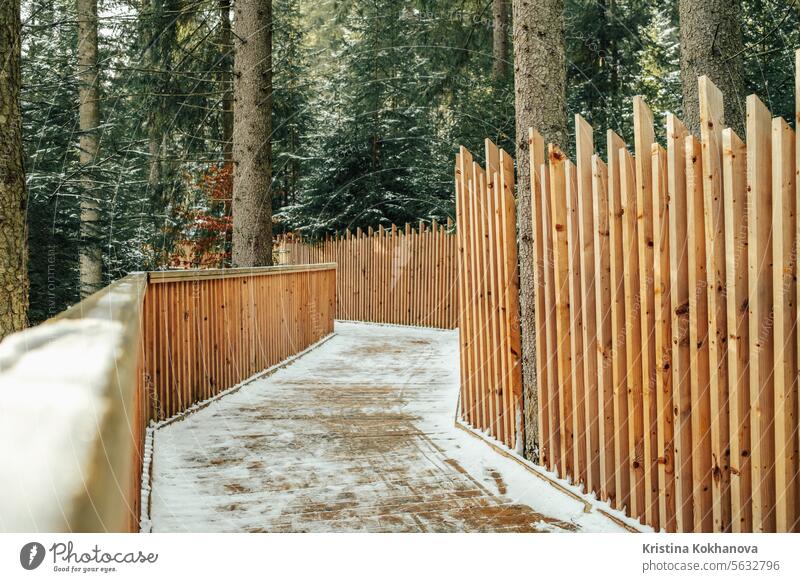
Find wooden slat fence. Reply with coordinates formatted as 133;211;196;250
277;225;458;329
453;140;524;451
523;58;800;532
0;264;335;532
142;264;336;421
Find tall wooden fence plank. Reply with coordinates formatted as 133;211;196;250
607;130;631;513
621;146;646;521
747;94;776;533
699;76;732;532
771;116;797;533
576;114;600;493
633;97;659;529
722;127;752;532
652;143;676;532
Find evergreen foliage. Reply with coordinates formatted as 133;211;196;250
18;0;800;318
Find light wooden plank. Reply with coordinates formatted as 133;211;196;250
796;48;800;533
529;129;551;467
540;158;561;473
486;140;508;443
699;76;732;532
652;143;676;532
566;158;587;487
771;116;797;533
500;148;524;450
747;94;776;532
389;224;397;325
722;127;751;532
468;167;485;429
666;113;693;531
471;164;490;432
576;114;599;493
686;134;713;532
607;130;630;512
620;146;645;521
549;144;575;478
456;150;476;425
593;152;615;504
478;168;502;440
633;96;659;529
377;225;385;324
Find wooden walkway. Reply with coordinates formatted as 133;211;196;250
146;322;628;533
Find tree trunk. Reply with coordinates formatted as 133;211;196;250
142;0;163;263
147;120;161;218
512;0;568;461
0;0;28;339
492;0;509;79
232;0;273;267
219;0;234;163
77;0;102;296
678;0;744;136
219;0;234;264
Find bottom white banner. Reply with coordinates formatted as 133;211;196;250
0;533;797;581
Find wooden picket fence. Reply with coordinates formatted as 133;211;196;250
524;56;800;533
142;264;336;421
277;224;458;329
454;141;524;451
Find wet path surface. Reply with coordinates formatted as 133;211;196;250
148;322;626;532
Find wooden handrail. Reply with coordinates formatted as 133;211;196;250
0;273;147;532
147;262;336;283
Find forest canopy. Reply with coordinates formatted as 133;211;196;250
12;0;800;323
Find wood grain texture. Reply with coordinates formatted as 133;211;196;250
142;265;336;421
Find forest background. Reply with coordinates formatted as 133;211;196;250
8;0;800;328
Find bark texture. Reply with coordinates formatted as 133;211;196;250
232;0;273;267
219;0;233;162
78;0;102;296
492;0;509;79
219;0;234;263
0;0;28;339
678;0;745;136
143;0;164;263
512;0;568;461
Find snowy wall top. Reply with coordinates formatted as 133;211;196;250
0;274;147;532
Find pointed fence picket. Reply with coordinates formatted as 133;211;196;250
456;52;800;533
453;140;524;451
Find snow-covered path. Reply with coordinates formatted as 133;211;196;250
147;322;629;532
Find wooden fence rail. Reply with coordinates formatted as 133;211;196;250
516;56;800;532
142;264;336;421
0;263;335;532
454;141;524;452
277;225;458;329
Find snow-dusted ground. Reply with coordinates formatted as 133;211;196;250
147;322;630;532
